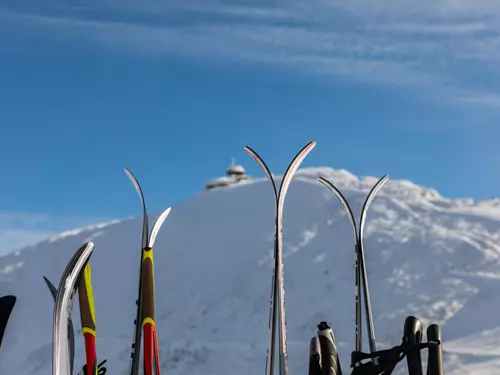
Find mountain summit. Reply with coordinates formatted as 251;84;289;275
1;167;499;375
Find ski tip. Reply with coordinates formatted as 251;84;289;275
78;241;95;258
0;295;16;303
375;174;390;188
318;176;336;191
302;140;316;155
148;206;172;248
161;206;172;219
298;140;316;154
124;168;137;185
43;276;58;301
318;176;328;184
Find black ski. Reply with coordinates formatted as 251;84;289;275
0;295;16;353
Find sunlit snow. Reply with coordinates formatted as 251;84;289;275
1;167;499;375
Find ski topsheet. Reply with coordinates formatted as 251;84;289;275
125;168;171;375
43;277;76;375
78;263;98;375
0;295;16;353
45;265;99;375
244;141;316;375
318;175;388;362
52;242;95;375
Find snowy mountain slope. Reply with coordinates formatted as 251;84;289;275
1;167;500;375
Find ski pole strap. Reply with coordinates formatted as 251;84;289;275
350;340;440;375
78;359;107;375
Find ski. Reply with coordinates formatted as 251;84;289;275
46;268;100;375
318;175;388;362
125;168;171;375
244;140;316;375
44;277;76;375
0;295;16;353
78;263;98;375
52;242;95;375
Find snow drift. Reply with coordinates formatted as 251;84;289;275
1;167;500;375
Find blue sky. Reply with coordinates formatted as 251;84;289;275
1;0;500;253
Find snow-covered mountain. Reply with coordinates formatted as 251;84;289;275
1;167;500;375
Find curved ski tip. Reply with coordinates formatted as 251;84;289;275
0;295;16;302
301;140;316;152
243;145;261;162
318;176;330;188
77;242;96;268
149;206;172;248
124;168;137;185
79;241;95;256
318;177;336;192
318;176;340;189
42;276;58;300
377;174;390;186
295;140;316;155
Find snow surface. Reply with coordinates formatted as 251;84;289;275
206;176;234;186
1;166;500;375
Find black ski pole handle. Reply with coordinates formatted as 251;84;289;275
308;322;343;375
317;322;342;375
403;316;424;375
426;325;443;375
309;336;322;375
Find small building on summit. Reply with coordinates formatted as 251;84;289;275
206;158;251;190
227;164;245;178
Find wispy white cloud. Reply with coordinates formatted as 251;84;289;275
0;211;105;254
2;0;500;107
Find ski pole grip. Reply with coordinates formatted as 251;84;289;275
403;316;424;375
317;321;342;375
426;325;443;375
